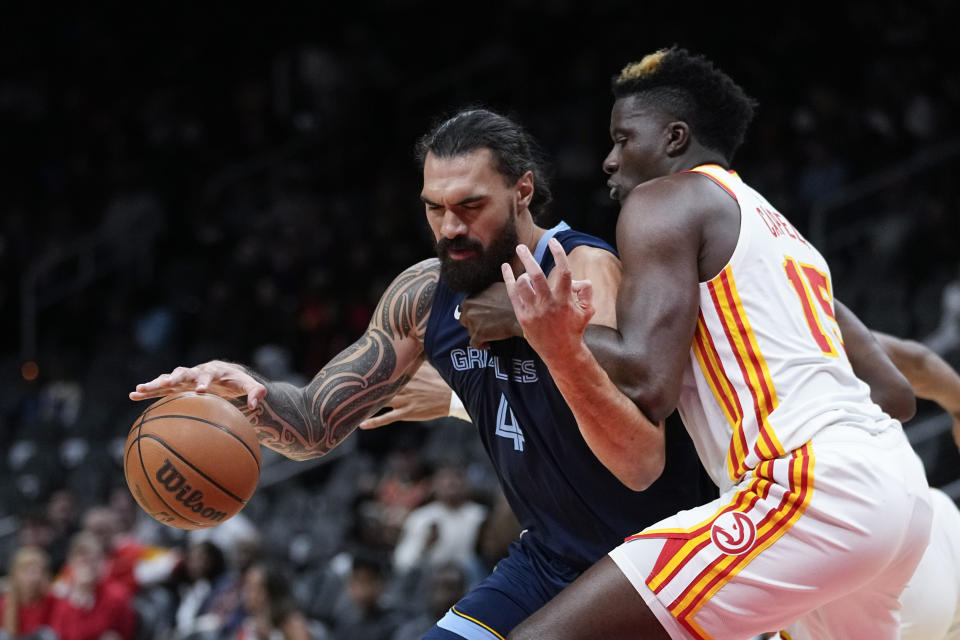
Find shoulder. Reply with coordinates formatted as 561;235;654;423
381;258;441;300
617;172;736;249
566;244;622;275
555;227;616;254
553;227;619;267
398;257;440;278
625;172;732;222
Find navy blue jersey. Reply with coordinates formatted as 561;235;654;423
424;221;715;571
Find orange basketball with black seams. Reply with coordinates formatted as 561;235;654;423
124;391;261;530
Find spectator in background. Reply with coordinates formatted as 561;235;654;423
228;562;323;640
187;512;261;576
391;464;487;584
48;531;137;640
43;489;79;576
10;513;54;577
329;554;401;640
181;532;266;639
374;449;433;542
107;485;177;551
171;540;233;640
0;546;58;640
73;504;178;601
390;562;467;640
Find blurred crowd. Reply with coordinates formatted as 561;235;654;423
2;5;960;639
0;443;520;640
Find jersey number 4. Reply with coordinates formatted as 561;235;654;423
495;394;525;451
783;256;841;357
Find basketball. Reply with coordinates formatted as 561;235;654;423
124;391;262;530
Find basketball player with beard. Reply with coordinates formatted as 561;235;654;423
130;107;716;639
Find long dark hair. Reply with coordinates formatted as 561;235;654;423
415;107;554;222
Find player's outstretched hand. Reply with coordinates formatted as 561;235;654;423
359;361;452;429
129;360;267;410
502;237;594;363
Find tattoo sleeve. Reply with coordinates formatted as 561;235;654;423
231;258;440;460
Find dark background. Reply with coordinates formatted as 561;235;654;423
0;2;959;635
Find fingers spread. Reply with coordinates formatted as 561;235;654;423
502;262;519;300
516;245;550;297
547;237;572;293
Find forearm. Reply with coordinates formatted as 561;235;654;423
583;323;628;382
227;261;436;460
547;343;665;491
874;331;960;413
227;375;322;461
233;332;414;461
583;324;675;421
837;304;916;421
902;347;960;414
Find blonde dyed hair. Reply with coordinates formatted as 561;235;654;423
609;46;758;163
617;49;669;83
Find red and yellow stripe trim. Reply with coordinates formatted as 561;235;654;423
626;468;772;591
707;266;785;472
693;309;749;480
685;164;741;202
676;445;814;640
628;445;814;639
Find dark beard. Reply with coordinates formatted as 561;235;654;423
435;220;519;295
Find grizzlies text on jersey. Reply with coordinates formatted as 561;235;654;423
425;221;714;571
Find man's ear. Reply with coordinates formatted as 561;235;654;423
517;170;535;208
665;121;691;156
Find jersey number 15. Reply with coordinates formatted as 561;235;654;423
783;256;842;358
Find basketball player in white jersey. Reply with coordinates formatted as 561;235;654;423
871;331;960;640
760;332;960;639
499;46;934;639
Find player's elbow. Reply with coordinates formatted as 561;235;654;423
880;384;917;423
612;429;666;492
270;443;334;462
618;448;666;492
619;384;675;424
868;368;917;423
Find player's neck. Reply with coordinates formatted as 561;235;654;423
516;213;545;251
513;215;548;275
674;148;729;174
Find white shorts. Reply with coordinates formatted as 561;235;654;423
899;486;960;640
609;424;932;640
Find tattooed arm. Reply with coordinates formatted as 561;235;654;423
130;258;440;460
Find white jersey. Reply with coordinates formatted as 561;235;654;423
607;165;931;640
677;164;892;490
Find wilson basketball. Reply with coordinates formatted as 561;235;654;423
124;391;262;530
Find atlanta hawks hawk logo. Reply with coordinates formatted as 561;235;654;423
710;511;757;555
